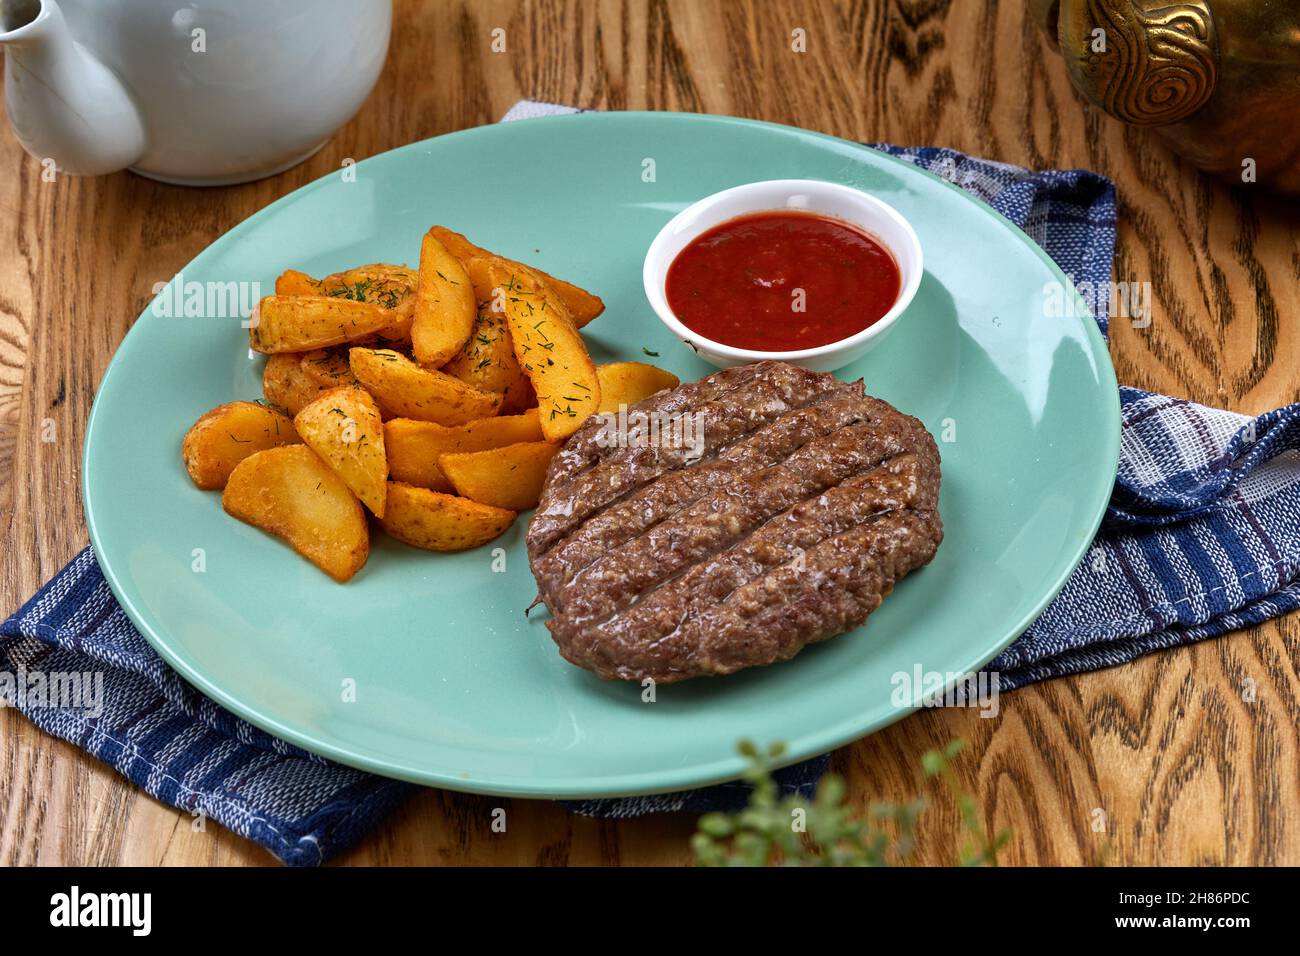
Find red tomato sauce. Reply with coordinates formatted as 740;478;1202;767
664;210;901;351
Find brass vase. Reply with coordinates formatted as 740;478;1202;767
1032;0;1300;194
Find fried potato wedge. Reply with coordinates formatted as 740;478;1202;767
294;387;388;517
441;308;533;413
277;263;416;298
300;349;359;388
428;226;482;263
349;347;502;424
379;481;515;552
222;445;369;582
181;401;301;490
431;226;604;327
318;263;417;344
487;263;599;442
271;266;415;343
595;361;681;413
320;263;418;300
275;269;319;296
463;257;573;379
461;256;498;306
439;441;559;511
384;410;543;492
250;295;397;353
263;352;329;416
412;231;476;367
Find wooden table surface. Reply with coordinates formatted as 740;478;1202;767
2;0;1298;867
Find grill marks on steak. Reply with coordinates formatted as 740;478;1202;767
549;424;914;625
529;362;848;553
544;361;772;487
532;391;880;590
525;361;943;683
661;510;941;678
576;510;939;681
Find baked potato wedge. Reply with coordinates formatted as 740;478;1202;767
275;269;320;296
318;263;417;345
464;256;573;373
595;361;681;413
263;352;329;416
349;347;502;424
320;263;417;301
379;481;515;552
277;262;416;299
441;308;533;413
384;410;543;492
461;255;498;306
487;263;599;441
181;401;301;490
431;226;604;327
250;295;397;353
439;440;559;511
222;445;369;582
294;386;388;517
300;349;359;388
412;231;475;367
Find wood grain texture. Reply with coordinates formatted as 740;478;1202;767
1;0;1297;867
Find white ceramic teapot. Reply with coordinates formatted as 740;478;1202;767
0;0;391;185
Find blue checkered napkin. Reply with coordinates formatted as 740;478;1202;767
0;549;413;866
5;102;1299;861
992;389;1300;687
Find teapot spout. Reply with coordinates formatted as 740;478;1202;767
1;0;145;176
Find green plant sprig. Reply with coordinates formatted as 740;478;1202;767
692;738;1009;867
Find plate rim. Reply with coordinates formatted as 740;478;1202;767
82;110;1122;797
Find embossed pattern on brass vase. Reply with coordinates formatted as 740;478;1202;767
1035;0;1300;194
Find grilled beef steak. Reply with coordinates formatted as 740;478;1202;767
525;360;942;682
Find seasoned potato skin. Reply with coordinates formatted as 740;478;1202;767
439;440;560;511
273;264;418;344
488;263;599;441
320;263;418;301
430;226;604;328
262;353;328;416
384;411;543;492
317;264;417;345
379;481;515;552
412;232;475;367
182;401;301;490
294;386;389;518
250;295;398;353
349;347;502;424
595;362;681;413
300;349;360;388
222;445;369;582
275;269;319;296
441;309;533;413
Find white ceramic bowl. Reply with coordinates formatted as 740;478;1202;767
642;179;923;372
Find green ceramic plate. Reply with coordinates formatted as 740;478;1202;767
83;112;1119;797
